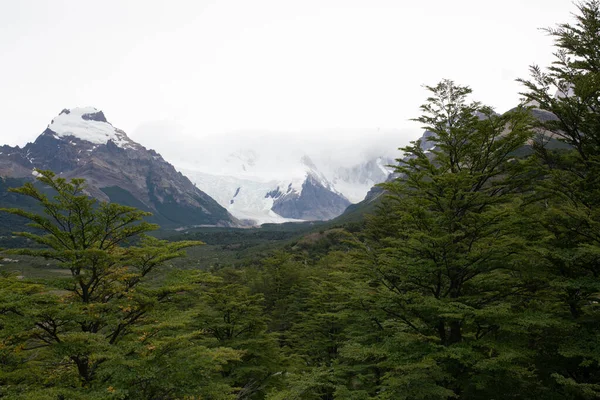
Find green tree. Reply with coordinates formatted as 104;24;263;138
249;251;308;335
272;249;382;400
0;170;239;399
518;1;600;397
190;268;283;399
354;80;537;398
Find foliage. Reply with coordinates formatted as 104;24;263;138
190;269;284;398
0;170;241;399
517;1;600;397
346;80;538;398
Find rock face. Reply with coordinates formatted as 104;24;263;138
271;174;351;221
0;107;235;228
181;153;357;224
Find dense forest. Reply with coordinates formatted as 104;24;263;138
2;2;600;398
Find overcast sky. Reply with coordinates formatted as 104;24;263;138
0;0;574;150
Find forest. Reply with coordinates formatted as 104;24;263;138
1;2;600;399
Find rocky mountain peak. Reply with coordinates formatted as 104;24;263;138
0;107;236;228
45;107;136;149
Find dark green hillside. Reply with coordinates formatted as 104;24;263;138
100;185;152;212
162;221;326;267
102;184;232;228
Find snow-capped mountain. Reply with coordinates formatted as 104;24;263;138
122;125;411;225
175;140;396;224
47;107;139;148
0;107;236;228
180;153;352;223
181;170;304;224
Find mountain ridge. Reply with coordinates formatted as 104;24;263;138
0;107;236;229
179;150;395;224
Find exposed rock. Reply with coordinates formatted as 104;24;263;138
272;174;351;220
0;107;236;228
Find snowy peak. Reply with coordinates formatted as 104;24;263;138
46;107;138;149
68;107;107;122
301;155;340;194
178;151;352;224
0;107;236;228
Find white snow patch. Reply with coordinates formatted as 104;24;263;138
181;168;305;225
47;107;136;149
149;129;409;221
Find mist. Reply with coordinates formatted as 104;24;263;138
131;121;419;179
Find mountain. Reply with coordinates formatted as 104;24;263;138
178;148;395;224
126;127;408;225
312;154;394;203
0;107;235;229
269;155;351;221
181;154;353;224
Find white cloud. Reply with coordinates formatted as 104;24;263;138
130;120;416;179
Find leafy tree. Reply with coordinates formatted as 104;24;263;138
190;269;283;399
0;170;239;399
276;250;382;400
249;251;308;335
354;80;537;398
518;1;600;397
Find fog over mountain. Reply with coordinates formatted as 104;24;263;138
128;123;416;223
131;123;415;179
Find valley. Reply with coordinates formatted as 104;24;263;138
1;1;598;399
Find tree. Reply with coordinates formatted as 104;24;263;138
354;80;537;398
190;268;284;399
519;0;600;161
518;1;600;397
279;250;384;400
0;170;239;399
